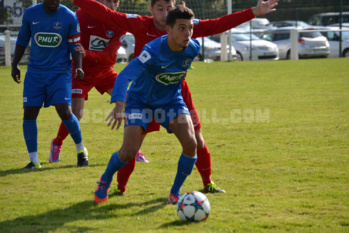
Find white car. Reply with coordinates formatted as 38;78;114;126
196;37;236;61
116;46;127;63
229;30;279;61
317;26;349;58
260;27;330;59
120;32;135;62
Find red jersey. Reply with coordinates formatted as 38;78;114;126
74;0;255;57
75;9;126;72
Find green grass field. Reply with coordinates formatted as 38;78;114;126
0;59;348;232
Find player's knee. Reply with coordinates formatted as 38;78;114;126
119;147;139;162
182;137;197;156
23;107;40;120
55;104;72;120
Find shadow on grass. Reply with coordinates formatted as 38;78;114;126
0;163;106;178
0;197;168;232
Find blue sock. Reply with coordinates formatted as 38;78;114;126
23;119;37;153
62;114;82;144
101;151;128;183
171;152;197;195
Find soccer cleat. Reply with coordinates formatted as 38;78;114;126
136;150;149;163
77;147;88;167
204;181;226;193
24;161;42;169
49;139;61;163
108;187;125;197
94;179;110;203
168;192;181;205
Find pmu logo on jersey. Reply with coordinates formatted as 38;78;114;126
34;32;62;47
106;30;114;38
156;72;185;85
53;21;62;30
89;35;110;51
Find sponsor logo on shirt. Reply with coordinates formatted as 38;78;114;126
155;72;185;85
34;32;62;47
138;51;151;63
72;89;83;94
89;35;110;51
129;113;142;119
126;14;137;18
53;21;62;30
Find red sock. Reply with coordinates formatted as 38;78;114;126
117;156;136;193
53;122;70;146
195;144;212;187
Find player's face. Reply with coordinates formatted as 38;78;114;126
43;0;60;13
100;0;119;11
166;19;193;51
150;0;174;30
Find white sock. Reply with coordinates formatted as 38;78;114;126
76;141;85;153
29;152;39;163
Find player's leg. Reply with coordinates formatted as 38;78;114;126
181;80;225;193
48;73;88;166
22;71;46;169
23;106;42;169
51;73;93;163
95;125;144;203
167;113;197;204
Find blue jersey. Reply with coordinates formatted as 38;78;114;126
111;35;200;108
16;3;80;73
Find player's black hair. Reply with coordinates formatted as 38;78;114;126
166;4;194;27
151;0;175;7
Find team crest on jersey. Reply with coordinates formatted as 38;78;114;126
34;32;62;47
53;21;62;30
138;51;151;63
89;35;110;51
156;71;185;85
182;59;191;68
193;19;199;24
106;30;114;38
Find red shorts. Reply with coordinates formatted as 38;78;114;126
72;68;117;100
143;80;201;134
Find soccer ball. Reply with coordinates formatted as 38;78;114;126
177;191;210;222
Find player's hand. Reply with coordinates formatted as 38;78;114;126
74;68;84;80
106;101;128;130
252;0;279;16
11;65;21;84
75;43;86;57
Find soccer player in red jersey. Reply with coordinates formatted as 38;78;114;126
50;0;148;163
67;0;279;194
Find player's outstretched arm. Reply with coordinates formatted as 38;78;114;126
72;52;85;80
11;44;26;84
252;0;279;16
106;101;128;130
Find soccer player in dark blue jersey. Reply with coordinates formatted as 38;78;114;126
11;0;89;169
94;5;199;204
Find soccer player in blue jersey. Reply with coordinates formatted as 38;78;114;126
94;4;199;204
11;0;89;169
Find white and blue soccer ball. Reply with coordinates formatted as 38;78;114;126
177;191;210;222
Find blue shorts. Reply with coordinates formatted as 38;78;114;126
23;71;72;108
125;94;190;133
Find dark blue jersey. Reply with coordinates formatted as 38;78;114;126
17;3;81;73
111;35;200;108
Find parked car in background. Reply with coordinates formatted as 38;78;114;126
120;32;135;62
316;26;349;58
260;27;330;59
268;20;311;28
307;12;349;26
210;30;279;61
116;46;127;63
196;37;237;61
